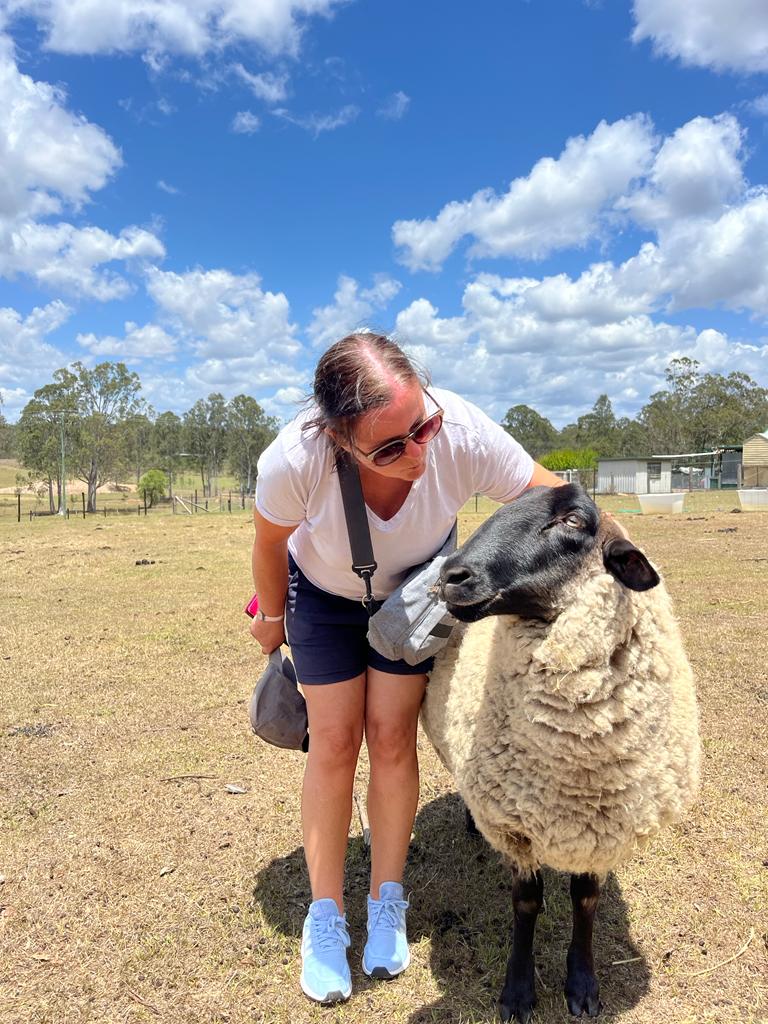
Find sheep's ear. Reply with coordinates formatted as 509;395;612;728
602;538;660;592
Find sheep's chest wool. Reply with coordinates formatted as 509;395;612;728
422;570;701;878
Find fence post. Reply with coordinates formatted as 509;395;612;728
143;490;148;516
228;495;231;513
194;489;198;511
82;492;86;518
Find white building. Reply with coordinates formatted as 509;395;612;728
596;457;673;494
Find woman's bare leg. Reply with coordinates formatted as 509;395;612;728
364;669;427;895
301;673;366;912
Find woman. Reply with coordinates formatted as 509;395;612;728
249;332;563;1004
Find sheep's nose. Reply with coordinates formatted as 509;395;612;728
442;564;472;587
441;563;476;604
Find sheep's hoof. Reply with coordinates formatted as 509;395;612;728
499;980;536;1023
564;964;601;1017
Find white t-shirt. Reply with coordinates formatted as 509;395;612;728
255;387;534;600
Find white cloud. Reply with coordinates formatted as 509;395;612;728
394;298;471;347
146;266;300;358
3;0;347;58
393;276;768;424
0;300;71;413
118;95;175;122
0;221;166;300
77;321;177;359
157;179;180;194
0;33;166;298
377;91;410;121
748;94;768;117
137;267;307;417
618;114;745;228
273;104;359;137
0;32;120;222
231;110;261;134
524;190;768;320
632;0;768;73
139;365;311;422
393;115;657;271
233;64;288;103
391;111;768;328
307;273;402;348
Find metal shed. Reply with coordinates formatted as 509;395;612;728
742;431;768;487
596;457;672;494
598;449;743;493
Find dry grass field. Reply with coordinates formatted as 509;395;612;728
1;502;767;1024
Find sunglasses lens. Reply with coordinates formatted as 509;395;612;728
367;409;443;467
373;442;406;467
412;412;443;444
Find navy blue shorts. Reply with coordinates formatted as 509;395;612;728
285;556;433;685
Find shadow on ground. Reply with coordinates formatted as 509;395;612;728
253;792;650;1021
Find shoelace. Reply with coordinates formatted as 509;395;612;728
368;897;409;933
312;914;351;953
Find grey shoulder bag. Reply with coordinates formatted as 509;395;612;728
248;647;309;752
336;452;458;666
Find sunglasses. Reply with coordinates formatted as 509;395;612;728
355;394;444;467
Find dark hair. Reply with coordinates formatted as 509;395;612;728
303;332;429;448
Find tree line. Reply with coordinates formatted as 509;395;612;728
2;362;279;512
3;356;766;512
502;359;768;465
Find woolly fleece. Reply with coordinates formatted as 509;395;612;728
421;519;701;877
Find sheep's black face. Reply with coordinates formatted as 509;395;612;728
441;484;602;621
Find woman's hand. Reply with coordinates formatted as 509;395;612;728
250;509;297;655
249;616;286;655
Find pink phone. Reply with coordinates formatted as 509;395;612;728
244;593;260;618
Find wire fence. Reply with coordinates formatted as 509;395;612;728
0;490;257;520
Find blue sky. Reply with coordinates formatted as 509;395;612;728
1;0;768;426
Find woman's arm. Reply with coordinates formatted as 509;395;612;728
249;508;298;654
526;461;568;489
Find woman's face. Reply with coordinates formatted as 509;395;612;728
350;380;432;482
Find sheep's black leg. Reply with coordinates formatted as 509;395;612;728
499;869;543;1024
565;873;602;1017
464;804;480;837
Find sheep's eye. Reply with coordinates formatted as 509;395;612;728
564;513;585;529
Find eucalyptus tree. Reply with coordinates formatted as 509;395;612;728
501;405;559;458
0;393;15;458
226;394;279;496
120;411;155;485
65;362;144;511
16;379;78;512
182;393;228;496
151;411;183;499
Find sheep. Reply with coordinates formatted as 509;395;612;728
421;483;700;1023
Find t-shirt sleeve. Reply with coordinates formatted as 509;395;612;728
461;398;535;502
255;432;309;527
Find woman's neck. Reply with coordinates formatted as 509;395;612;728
357;463;413;521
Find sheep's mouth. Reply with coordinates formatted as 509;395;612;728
445;596;497;622
444;585;555;623
442;583;504;622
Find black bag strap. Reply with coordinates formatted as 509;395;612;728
335;450;378;615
